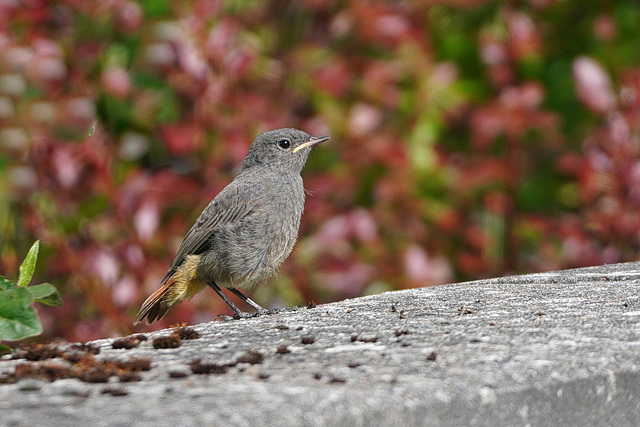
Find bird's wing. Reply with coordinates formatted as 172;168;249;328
164;180;260;278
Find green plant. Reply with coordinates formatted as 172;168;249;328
0;241;62;353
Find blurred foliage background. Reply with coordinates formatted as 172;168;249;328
1;0;639;340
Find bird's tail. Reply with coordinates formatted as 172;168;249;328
133;255;206;325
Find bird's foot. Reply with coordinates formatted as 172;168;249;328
215;312;257;321
232;310;263;320
266;305;310;314
214;311;258;321
216;306;307;321
234;307;290;318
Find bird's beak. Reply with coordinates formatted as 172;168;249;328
292;135;330;153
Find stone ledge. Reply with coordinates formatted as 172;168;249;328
1;262;640;426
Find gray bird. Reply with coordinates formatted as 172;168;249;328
134;128;329;325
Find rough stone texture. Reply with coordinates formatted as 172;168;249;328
1;262;640;426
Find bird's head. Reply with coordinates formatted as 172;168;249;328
242;128;330;173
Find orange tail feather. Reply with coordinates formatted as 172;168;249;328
133;279;176;325
134;255;206;325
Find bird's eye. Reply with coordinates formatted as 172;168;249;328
277;139;291;149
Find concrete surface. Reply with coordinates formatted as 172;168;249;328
1;262;640;426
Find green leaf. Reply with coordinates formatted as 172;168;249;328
0;344;12;355
0;287;43;341
25;283;56;300
0;276;14;291
17;241;39;288
27;283;63;307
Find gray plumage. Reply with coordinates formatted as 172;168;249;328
134;128;329;324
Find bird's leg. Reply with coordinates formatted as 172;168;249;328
206;281;256;318
229;288;270;315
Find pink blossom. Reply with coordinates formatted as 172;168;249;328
348;103;382;137
404;245;452;285
573;56;616;113
135;198;160;241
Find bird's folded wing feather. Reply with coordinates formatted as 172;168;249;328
165;181;260;278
